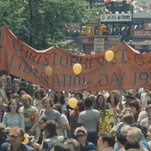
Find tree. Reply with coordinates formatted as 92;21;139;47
0;0;90;49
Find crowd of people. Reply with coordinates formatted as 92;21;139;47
0;73;151;151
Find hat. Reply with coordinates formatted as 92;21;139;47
124;91;135;99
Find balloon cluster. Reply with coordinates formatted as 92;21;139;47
105;50;114;62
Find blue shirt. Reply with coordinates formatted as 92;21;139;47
80;141;96;151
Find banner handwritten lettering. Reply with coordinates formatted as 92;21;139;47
1;26;151;91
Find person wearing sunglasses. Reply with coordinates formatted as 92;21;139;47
0;127;36;151
74;126;96;151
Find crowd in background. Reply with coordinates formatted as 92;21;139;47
0;73;151;151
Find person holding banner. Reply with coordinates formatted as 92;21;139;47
106;93;120;117
94;94;111;111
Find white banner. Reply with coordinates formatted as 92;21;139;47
101;13;132;22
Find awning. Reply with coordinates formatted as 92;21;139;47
128;39;151;45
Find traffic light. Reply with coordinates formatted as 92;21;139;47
82;25;94;36
89;25;94;36
82;26;89;35
100;24;108;37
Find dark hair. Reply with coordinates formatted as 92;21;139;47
44;120;57;137
106;94;119;105
6;89;15;100
84;98;92;107
54;91;65;105
7;99;19;113
34;88;46;99
74;92;83;100
100;132;115;147
39;115;48;123
122;114;135;125
53;143;71;151
53;104;62;114
124;140;140;150
117;133;127;145
129;100;139;112
17;88;29;96
95;94;106;109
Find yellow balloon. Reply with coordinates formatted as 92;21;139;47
22;133;29;144
73;63;82;75
45;66;53;76
105;50;114;62
68;98;78;108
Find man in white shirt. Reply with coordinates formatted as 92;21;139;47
140;87;151;110
78;97;100;146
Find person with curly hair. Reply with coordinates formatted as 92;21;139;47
33;87;47;112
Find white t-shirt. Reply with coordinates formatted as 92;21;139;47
78;108;100;132
57;113;69;138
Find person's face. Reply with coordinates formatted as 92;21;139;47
98;96;104;105
22;98;31;107
76;132;86;144
42;100;51;109
20;90;27;96
9;130;23;147
56;91;62;98
13;82;19;87
110;95;115;105
9;100;17;111
37;92;42;99
8;92;14;98
125;97;132;104
145;87;150;93
97;136;106;150
38;119;45;129
130;106;137;114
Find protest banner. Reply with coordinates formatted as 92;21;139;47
98;109;115;135
1;26;151;91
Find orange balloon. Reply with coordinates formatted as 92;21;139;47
73;63;82;75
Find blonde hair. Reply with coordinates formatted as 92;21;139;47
22;94;32;103
74;126;87;136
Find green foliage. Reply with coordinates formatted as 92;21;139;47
0;0;90;50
